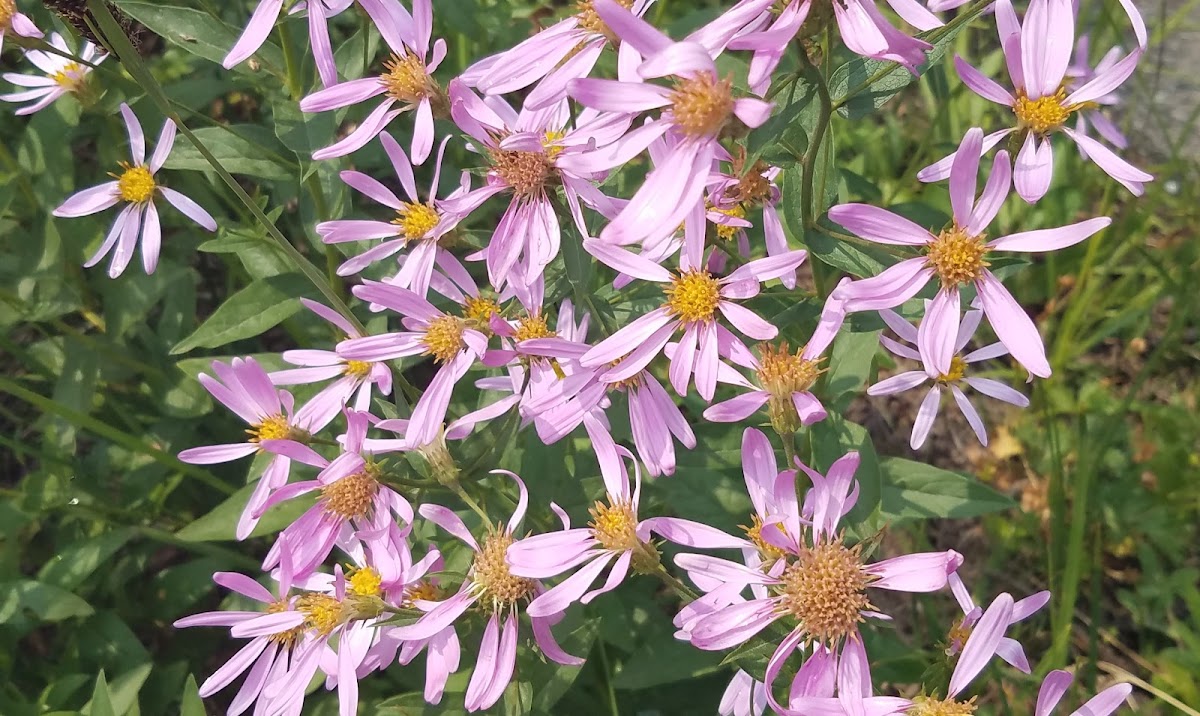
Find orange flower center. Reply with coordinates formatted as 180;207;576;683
669;72;735;138
925;226;989;288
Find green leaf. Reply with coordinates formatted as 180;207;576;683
170;273;311;354
745;77;815;167
112;1;285;79
180;675;205;716
829;3;987;119
85;672;116;716
809;416;883;533
821;328;881;411
613;635;724;689
38;528;135;590
162;126;293;180
878;457;1016;521
176;477;317;542
0;580;95;624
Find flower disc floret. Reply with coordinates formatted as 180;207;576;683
925;226;990;288
777;538;873;645
117;163;156;204
403;579;443;606
491;148;554;196
296;593;343;636
514;313;555;342
664;270;721;323
741;514;789;564
906;696;978;716
344;359;373;379
52;62;86;92
248;414;291;442
589;500;640;552
733;160;774;206
0;0;15;28
380;53;435;104
347;567;384;598
757;343;821;397
712;203;747;240
669;72;735;138
463;295;501;329
266;600;304;646
936;355;968;384
320;471;380;519
423;315;466;363
472;530;535;613
1013;89;1074;135
394;202;440;241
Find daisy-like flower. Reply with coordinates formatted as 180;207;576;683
317;134;470;294
704;149;796;289
679;452;962;701
461;0;655;108
177;357;331;540
919;0;1151;202
829;127;1111;378
52;103;216;278
391;472;585;713
1033;670;1133;716
2;32;102;115
867;306;1030;448
767;638;911;715
579;244;807;400
299;0;447;163
946;573;1050;674
445;81;629;290
728;0;940;95
703;336;831;433
0;0;41;53
566;0;775;250
224;0;353;88
269;299;393;427
336;281;494;449
256;410;414;579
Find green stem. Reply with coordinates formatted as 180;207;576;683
799;59;833;232
278;22;304;100
596;639;621;716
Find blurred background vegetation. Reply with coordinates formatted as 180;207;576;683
1;0;1197;714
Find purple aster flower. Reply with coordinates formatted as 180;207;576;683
0;0;41;52
299;0;448;163
867;306;1030;448
1;32;99;115
947;572;1050;674
703;335;832;433
829;127;1111;378
52;103;216;277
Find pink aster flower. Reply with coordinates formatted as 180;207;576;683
1034;671;1133;716
336;281;491;449
461;0;655;109
178;357;331;540
704;150;796;288
566;0;775;250
868;306;1030;448
52;103;216;278
920;0;1150;202
0;1;41;53
830;127;1110;378
391;473;585;713
2;32;101;115
224;0;353;88
702;334;832;432
947;573;1050;674
256;409;414;579
679;451;962;698
579;244;806;400
728;0;940;95
269;299;393;427
444;81;629;290
316;134;470;294
770;638;911;716
299;0;447;163
174;568;310;716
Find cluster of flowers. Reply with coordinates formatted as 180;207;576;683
3;0;1149;712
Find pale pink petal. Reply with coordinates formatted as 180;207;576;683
160;187;217;231
1014;133;1053;204
703;390;770;422
827;204;934;246
54;182;120;218
954;56;1015;105
949;129;983;226
976;271;1051;377
866;550;960;592
868;371;928;396
1061;128;1152;195
989;216;1110;252
948;592;1013;697
910;385;942;449
224;0;284;69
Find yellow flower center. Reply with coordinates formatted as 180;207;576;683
265;600;304;647
907;696;978;716
946;616;972;654
936;355;968;384
393;201;440;241
422;315;466;363
513;313;555;342
320;470;380;520
575;0;635;38
925;226;990;288
344;360;373;379
606;358;644;391
247;414;292;443
490;147;554;196
471;529;536;613
777;538;874;645
0;0;15;28
732;159;774;206
403;579;443;606
588;500;640;552
51;61;86;92
664;270;721;323
347;567;384;598
296;593;343;636
542;129;566;159
1012;88;1078;135
462;295;501;332
117;163;156;204
741;514;789;564
712;203;747;241
380;52;435;104
669;72;735;138
757;342;822;397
